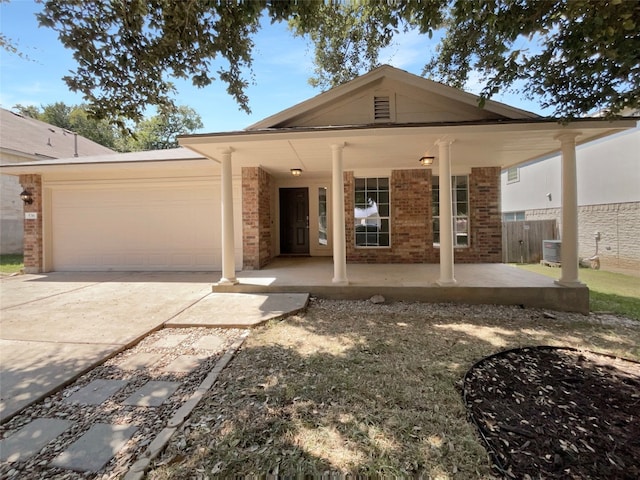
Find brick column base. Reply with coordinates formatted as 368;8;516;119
19;174;43;273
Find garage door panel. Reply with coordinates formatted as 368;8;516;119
51;184;221;271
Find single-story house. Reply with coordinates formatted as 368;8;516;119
1;66;635;295
0;108;114;254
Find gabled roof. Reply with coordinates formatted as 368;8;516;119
0;108;114;160
247;65;539;130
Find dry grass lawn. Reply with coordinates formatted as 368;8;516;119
148;299;640;479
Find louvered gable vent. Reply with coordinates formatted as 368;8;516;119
374;96;391;120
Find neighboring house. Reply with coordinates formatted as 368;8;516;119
0;66;635;290
502;116;639;272
0;108;114;254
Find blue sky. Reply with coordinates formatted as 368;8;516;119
0;1;553;133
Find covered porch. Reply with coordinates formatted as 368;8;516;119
213;257;588;314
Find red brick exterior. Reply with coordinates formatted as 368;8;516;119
242;167;274;269
455;167;503;263
19;174;43;273
344;167;502;264
346;169;436;263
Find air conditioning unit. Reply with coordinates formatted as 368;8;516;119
542;240;561;263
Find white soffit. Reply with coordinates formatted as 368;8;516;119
180;119;636;176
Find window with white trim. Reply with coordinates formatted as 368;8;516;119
432;175;469;247
354;177;390;247
503;211;525;222
318;187;328;245
506;167;520;184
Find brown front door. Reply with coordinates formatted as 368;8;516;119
279;188;309;255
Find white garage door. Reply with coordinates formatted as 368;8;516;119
51;183;220;271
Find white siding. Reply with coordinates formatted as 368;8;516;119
502;126;640;212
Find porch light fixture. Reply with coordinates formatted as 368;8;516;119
20;189;33;205
290;168;302;176
419;156;434;166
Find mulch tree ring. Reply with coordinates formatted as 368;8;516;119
463;346;640;479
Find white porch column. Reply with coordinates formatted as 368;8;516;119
436;139;457;286
331;143;348;285
556;132;582;286
219;147;238;285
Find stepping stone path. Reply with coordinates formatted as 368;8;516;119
117;352;165;371
0;327;248;478
0;418;72;463
63;379;128;406
151;334;188;348
122;381;181;408
163;354;208;373
193;334;225;351
51;423;138;472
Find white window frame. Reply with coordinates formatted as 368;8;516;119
506;167;520;184
432;175;469;248
354;177;391;248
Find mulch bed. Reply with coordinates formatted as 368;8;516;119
463;346;640;479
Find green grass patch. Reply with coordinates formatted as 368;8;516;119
516;264;640;320
0;254;24;274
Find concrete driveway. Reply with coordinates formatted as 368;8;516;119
0;272;214;422
0;272;309;423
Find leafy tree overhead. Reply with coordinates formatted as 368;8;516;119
424;0;640;119
289;1;444;91
36;0;312;125
35;0;639;122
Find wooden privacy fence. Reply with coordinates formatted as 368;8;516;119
502;219;558;264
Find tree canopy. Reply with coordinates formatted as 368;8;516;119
424;0;640;118
119;106;203;151
15;103;203;152
15;102;120;150
33;0;639;123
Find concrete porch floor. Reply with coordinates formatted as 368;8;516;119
213;257;589;314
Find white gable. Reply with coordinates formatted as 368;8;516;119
248;65;538;130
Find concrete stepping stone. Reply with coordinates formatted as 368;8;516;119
193;334;225;351
122;381;180;407
0;418;73;463
116;352;164;371
162;355;208;373
150;334;188;348
165;293;309;327
51;423;137;472
63;379;127;405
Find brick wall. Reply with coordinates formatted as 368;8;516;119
455;167;503;263
346;169;434;263
526;201;640;271
242;167;274;269
19;174;43;273
344;166;502;264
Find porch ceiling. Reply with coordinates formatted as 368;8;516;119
181;119;636;178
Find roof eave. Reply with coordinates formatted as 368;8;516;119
181;117;636;143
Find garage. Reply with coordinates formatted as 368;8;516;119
50;181;221;271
